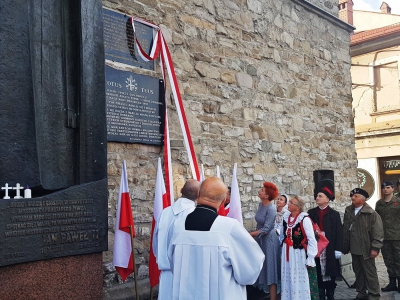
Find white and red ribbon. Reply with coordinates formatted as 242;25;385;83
130;17;200;184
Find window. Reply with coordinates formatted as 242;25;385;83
369;57;400;112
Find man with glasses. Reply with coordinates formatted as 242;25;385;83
375;181;400;293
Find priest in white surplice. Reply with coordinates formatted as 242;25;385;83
167;177;265;300
153;179;201;300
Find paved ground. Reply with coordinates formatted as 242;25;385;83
246;258;400;300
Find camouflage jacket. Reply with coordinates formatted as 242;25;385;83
375;195;400;240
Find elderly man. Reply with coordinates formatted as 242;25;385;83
375;181;400;292
308;186;343;300
167;177;265;300
152;179;201;300
343;188;384;300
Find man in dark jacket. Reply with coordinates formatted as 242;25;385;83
343;188;384;300
375;181;400;292
308;186;343;300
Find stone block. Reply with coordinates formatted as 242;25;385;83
224;127;245;137
195;62;220;79
236;72;253;88
172;32;185;44
222;0;240;11
247;0;262;13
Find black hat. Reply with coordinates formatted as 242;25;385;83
381;181;394;189
319;186;334;201
350;188;369;199
397;180;400;186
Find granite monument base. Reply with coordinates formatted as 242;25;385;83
0;253;103;299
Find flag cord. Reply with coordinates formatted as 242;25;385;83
130;225;140;300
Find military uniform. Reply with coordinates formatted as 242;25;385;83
343;203;384;300
375;195;400;290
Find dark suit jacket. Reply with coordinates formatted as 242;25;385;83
308;206;343;277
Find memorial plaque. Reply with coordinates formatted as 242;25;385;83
0;180;107;267
106;65;165;145
103;7;155;70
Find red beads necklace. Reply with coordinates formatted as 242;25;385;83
287;213;299;227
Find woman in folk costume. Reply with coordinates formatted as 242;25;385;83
250;182;280;300
275;194;289;235
308;187;343;300
280;195;319;300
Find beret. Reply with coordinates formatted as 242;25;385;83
381;181;394;189
350;188;369;199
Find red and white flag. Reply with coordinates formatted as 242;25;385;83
149;158;168;287
227;163;243;225
113;160;135;282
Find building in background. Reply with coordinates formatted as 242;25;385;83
339;1;400;207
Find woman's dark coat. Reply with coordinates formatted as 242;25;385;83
308;206;343;277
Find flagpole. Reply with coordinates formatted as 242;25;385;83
129;225;140;300
150;286;154;299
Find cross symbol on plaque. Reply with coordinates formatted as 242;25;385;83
1;183;12;199
13;183;24;199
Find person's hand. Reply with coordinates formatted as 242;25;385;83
335;251;342;259
370;250;378;258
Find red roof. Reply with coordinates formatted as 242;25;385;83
351;22;400;46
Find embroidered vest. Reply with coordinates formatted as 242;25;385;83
282;221;305;249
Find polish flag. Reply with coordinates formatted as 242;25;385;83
113;160;135;282
149;158;168;287
227;163;243;225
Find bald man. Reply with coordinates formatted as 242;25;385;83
153;179;201;300
167;177;265;300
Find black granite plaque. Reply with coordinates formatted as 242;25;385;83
0;180;107;266
103;7;155;70
106;65;165;144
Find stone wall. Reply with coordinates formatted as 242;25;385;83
102;0;357;293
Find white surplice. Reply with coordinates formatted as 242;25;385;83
152;198;196;300
168;216;265;300
279;212;317;300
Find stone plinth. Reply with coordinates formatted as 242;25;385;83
0;253;103;300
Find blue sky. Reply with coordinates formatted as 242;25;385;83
353;0;400;14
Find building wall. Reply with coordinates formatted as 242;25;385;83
103;0;357;289
351;46;400;126
351;36;400;202
353;10;400;32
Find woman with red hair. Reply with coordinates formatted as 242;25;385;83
250;182;280;300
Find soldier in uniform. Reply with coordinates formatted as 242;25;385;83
343;188;384;300
394;180;400;197
375;181;400;292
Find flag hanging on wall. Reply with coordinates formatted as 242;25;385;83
113;160;136;282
